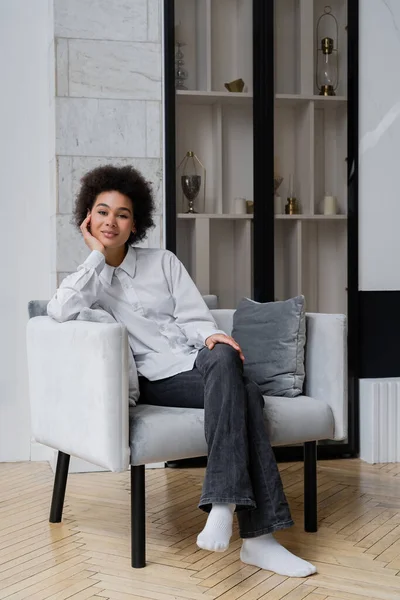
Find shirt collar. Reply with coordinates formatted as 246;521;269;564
100;245;137;285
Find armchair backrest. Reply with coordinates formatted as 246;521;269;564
28;300;48;319
211;309;234;335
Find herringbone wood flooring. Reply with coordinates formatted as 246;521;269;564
1;460;400;599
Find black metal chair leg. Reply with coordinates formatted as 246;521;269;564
49;451;70;523
304;441;317;532
131;465;146;568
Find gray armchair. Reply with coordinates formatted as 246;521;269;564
26;300;347;568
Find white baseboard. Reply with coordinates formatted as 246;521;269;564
360;378;400;463
52;458;165;473
58;456;109;473
30;442;56;463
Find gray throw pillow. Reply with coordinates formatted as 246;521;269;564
232;296;306;397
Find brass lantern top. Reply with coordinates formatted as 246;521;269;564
321;36;334;54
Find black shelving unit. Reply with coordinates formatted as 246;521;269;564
163;0;359;461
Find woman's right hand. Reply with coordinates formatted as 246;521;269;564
80;214;106;255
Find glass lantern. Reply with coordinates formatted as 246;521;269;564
176;151;206;214
174;23;188;90
316;6;339;96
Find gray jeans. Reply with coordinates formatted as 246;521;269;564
139;344;294;538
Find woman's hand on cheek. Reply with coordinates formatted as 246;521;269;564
80;214;106;255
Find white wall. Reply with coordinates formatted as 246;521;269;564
358;0;400;463
0;1;53;460
359;0;400;291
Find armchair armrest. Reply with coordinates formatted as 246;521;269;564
305;313;347;441
26;316;130;472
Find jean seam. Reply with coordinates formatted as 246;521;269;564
199;497;256;508
253;425;280;524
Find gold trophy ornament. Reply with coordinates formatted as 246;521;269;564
177;151;206;214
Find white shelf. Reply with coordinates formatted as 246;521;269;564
275;214;347;221
177;90;347;108
177;213;346;221
177;213;253;219
275;94;347;108
176;90;253;106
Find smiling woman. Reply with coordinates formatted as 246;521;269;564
46;163;316;579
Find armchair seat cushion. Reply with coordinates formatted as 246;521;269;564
129;396;334;466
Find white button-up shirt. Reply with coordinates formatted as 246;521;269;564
47;246;224;380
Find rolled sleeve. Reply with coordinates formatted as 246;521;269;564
47;251;105;323
80;250;106;275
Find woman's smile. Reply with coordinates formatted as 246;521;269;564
101;231;119;239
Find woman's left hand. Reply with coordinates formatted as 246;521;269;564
205;334;245;362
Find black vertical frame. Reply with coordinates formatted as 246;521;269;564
163;0;359;459
164;0;177;254
253;0;275;303
346;0;360;457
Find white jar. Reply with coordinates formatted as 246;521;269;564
274;195;283;214
233;197;247;214
323;195;337;215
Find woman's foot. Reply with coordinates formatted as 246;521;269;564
196;503;235;552
240;533;316;577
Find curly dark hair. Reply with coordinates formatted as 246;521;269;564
72;164;156;245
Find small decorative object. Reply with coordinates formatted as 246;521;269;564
274;196;283;214
274;175;283;195
285;197;300;215
175;23;188;90
246;200;254;214
285;174;300;214
322;194;338;215
316;6;339;96
224;78;245;93
177;151;206;213
274;173;283;214
234;197;247;215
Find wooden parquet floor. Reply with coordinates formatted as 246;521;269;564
1;460;400;600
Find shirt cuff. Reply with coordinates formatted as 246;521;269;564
200;328;227;345
79;250;105;275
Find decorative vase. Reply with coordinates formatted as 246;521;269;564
224;78;245;93
177;151;206;213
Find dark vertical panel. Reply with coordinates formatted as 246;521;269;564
358;292;400;378
253;0;274;302
163;0;177;254
347;0;359;455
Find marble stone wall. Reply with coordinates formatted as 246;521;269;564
52;0;163;286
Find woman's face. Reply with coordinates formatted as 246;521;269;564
89;191;135;249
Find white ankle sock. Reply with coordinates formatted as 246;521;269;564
196;503;235;552
240;533;316;577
